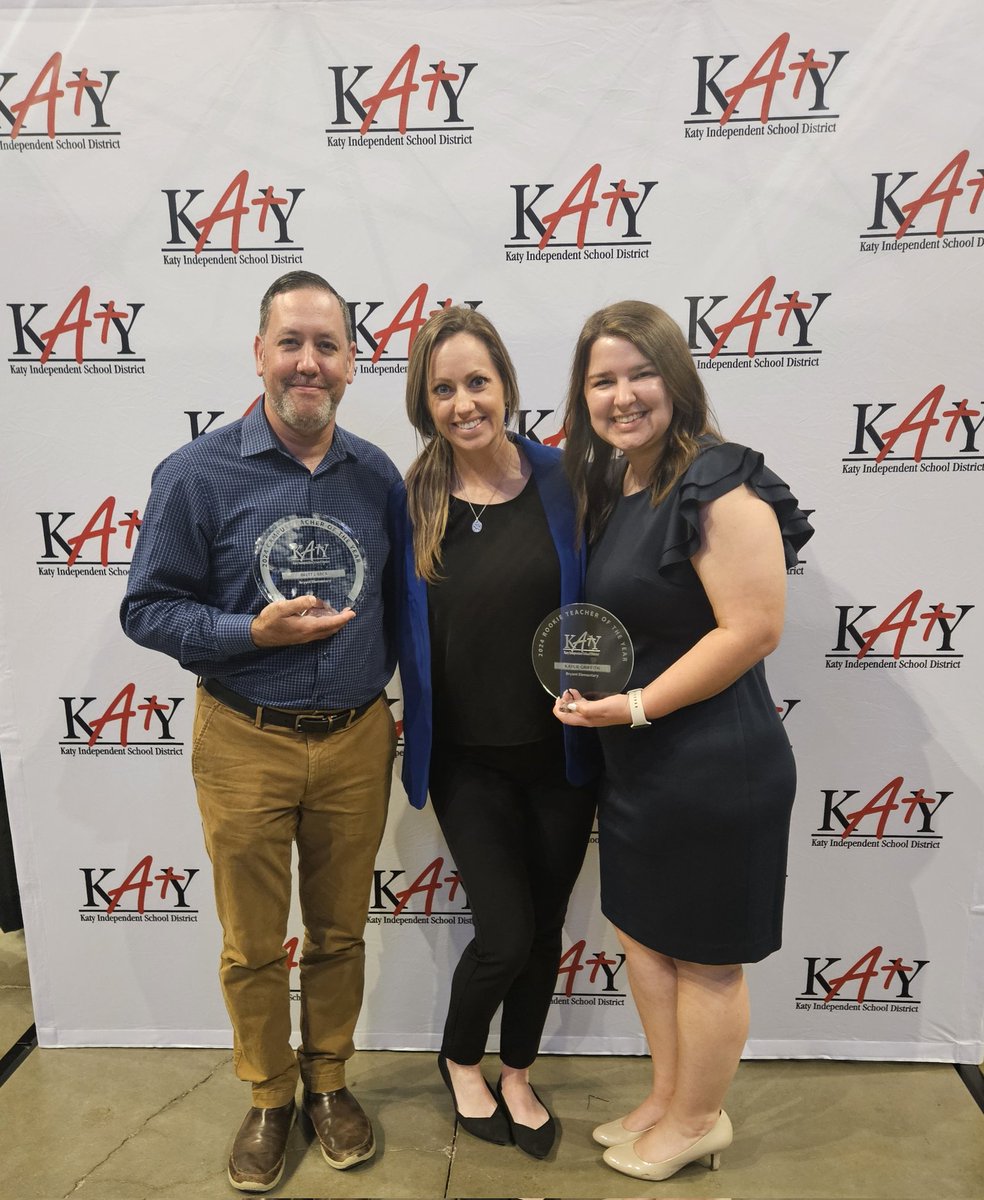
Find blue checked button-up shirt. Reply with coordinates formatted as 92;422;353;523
121;401;403;709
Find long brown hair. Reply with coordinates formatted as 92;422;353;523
562;300;721;542
404;307;520;582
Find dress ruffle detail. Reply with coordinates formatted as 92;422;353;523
657;442;814;572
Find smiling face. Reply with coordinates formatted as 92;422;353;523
583;335;673;472
426;332;508;458
254;287;355;439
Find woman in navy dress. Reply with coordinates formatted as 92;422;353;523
554;301;813;1183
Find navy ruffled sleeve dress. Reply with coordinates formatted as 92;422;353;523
586;442;814;964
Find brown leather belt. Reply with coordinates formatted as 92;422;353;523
202;677;380;734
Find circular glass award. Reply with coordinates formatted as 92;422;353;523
253;514;366;613
532;603;634;699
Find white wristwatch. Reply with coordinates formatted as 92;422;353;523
627;688;651;728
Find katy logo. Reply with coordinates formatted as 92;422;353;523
366;857;471;924
161;169;305;262
688;34;848;138
60;688;185;753
686;278;829;370
563;631;602;656
186;409;229;441
814;776;949;847
516;410;564;447
37;498;141;574
0;51;120;147
290;541;331;564
326;45;476;144
349;289;481;374
79;856;198;923
827;590;973;669
862;150;984;253
186;393;266;441
283;937;301;975
8;287;144;374
553;939;627;1006
844;386;983;474
797;947;927;1010
506;165;657;261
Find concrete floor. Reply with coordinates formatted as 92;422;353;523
1;927;982;1199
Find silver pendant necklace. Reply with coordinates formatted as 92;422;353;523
465;500;488;533
455;448;513;533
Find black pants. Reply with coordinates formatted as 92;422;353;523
429;734;596;1068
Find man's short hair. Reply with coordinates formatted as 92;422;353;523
258;271;354;343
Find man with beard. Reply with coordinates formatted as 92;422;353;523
122;271;402;1191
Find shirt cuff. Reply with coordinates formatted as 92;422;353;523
214;612;259;657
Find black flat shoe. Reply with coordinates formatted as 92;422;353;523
437;1054;512;1145
496;1077;557;1159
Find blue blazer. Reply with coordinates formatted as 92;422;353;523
398;435;598;809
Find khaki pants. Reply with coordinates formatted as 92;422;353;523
192;688;395;1106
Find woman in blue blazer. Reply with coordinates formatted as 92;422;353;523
399;307;597;1159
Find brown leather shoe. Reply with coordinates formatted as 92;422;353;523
227;1100;295;1192
302;1087;375;1169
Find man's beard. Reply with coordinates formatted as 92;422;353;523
268;384;339;434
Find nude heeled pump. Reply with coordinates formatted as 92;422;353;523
591;1115;655;1147
601;1109;733;1181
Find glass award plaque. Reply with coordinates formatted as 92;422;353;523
532;603;634;699
253;514;366;613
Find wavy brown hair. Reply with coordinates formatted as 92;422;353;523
404;307;520;582
562;300;721;542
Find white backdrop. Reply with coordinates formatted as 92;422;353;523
2;0;983;1062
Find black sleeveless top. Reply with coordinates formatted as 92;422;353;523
427;476;560;745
